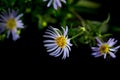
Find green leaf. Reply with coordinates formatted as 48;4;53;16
102;34;112;38
76;0;101;9
102;14;110;24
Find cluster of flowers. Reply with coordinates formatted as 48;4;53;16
0;0;120;60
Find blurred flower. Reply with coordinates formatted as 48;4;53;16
0;9;24;41
43;26;72;59
91;37;120;59
43;0;66;10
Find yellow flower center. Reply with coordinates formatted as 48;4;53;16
100;43;109;54
6;18;16;30
55;36;67;48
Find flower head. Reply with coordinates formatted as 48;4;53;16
43;26;72;59
0;9;24;41
43;0;66;10
91;37;120;59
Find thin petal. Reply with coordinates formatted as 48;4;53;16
47;46;58;52
104;54;107;59
94;54;102;57
96;37;102;45
11;9;18;17
49;48;61;56
47;0;52;7
43;35;55;39
44;43;56;47
0;23;6;33
55;49;63;57
45;31;56;37
114;46;120;50
46;28;57;35
16;20;24;28
12;30;20;41
109;48;116;52
91;52;99;56
46;45;55;49
62;26;68;37
53;0;58;10
67;39;72;46
108;40;117;47
109;52;116;58
65;47;69;57
65;26;68;36
91;47;99;51
43;40;55;43
7;30;11;38
97;43;101;47
49;26;61;36
15;14;23;20
1;10;8;18
62;49;67;59
46;45;56;49
56;0;62;8
107;38;112;44
53;28;61;36
0;14;7;21
66;45;71;51
61;0;66;3
9;9;14;18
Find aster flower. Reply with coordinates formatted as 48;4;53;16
43;26;72;59
91;37;120;59
43;0;66;10
0;9;24;41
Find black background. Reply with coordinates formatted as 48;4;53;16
1;0;120;65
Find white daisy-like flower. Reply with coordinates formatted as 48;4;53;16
43;26;72;59
91;37;120;59
0;9;24;41
43;0;66;10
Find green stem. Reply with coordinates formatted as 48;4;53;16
70;31;84;40
70;9;86;27
69;9;87;40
